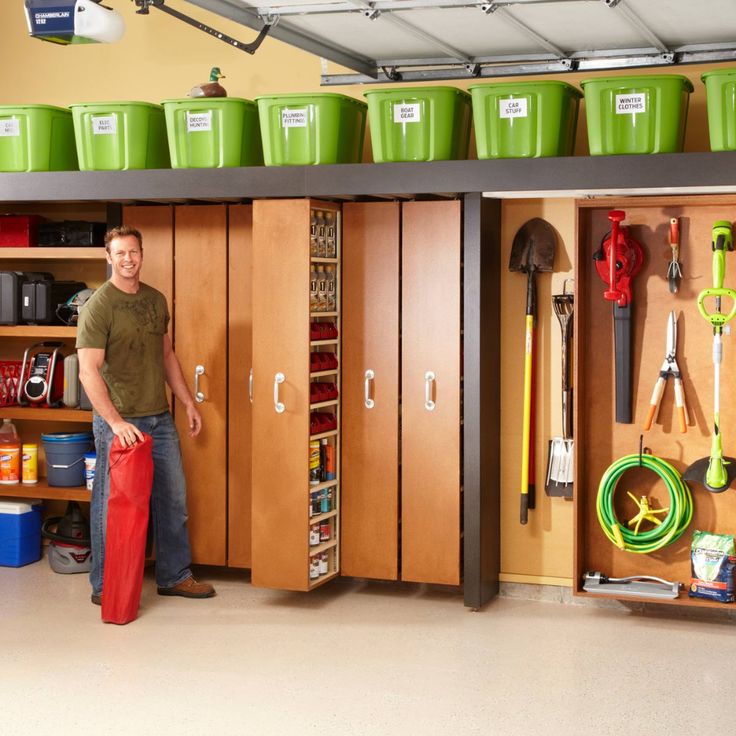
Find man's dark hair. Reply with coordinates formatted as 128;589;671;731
104;225;143;254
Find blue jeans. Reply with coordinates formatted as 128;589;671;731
90;411;193;595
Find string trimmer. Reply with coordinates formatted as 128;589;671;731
593;210;644;424
684;221;736;493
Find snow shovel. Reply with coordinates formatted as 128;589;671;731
684;220;736;493
546;280;574;498
509;218;556;524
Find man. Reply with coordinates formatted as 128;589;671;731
77;225;215;605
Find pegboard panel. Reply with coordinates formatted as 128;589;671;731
575;195;736;607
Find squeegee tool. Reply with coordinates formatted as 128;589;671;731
583;571;681;600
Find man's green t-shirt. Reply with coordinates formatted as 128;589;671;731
76;281;170;418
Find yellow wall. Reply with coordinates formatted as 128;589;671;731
0;2;722;585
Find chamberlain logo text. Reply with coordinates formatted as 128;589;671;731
34;11;71;24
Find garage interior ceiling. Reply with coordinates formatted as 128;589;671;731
183;0;736;84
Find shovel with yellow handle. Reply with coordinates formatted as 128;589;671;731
509;219;556;524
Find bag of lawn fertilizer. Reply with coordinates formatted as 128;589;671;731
689;531;736;603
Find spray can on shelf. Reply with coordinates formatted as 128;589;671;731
319;552;329;575
309;523;320;546
309;556;320;580
21;443;38;484
325;442;335;481
320;520;331;542
309;440;321;485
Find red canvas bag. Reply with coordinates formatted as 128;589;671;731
101;433;153;625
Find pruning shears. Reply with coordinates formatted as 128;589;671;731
643;310;689;433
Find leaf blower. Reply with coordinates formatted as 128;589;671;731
41;500;92;573
594;210;644;424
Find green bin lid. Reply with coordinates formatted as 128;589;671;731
468;80;581;97
364;86;470;98
69;101;164;109
161;97;256;105
701;68;736;81
580;75;694;92
0;104;70;113
254;92;365;106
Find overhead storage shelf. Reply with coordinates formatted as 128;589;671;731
3;151;736;202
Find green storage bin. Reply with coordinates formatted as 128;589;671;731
161;97;263;168
0;104;77;172
581;75;693;155
256;93;366;166
469;81;581;159
70;101;170;171
364;86;471;163
702;68;736;151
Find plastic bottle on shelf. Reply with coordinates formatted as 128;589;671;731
326;266;336;311
325;211;336;258
310;267;319;311
0;418;21;485
317;268;328;311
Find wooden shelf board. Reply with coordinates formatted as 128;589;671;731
308;539;338;556
0;480;90;502
309;509;338;524
0;406;92;422
310;429;338;441
574;589;735;609
310;399;338;410
310;369;338;378
307;569;340;590
0;326;76;337
311;257;338;264
310;311;338;317
310;339;339;347
0;247;106;260
309;479;338;493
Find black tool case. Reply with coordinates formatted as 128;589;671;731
37;221;107;247
21;280;87;325
0;271;54;325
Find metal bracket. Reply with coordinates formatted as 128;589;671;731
601;0;622;7
363;3;381;20
133;0;274;55
465;63;481;77
381;65;402;81
481;3;499;13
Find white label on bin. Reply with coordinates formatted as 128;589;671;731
393;103;421;123
92;115;117;135
0;119;20;137
499;98;528;119
186;111;212;132
615;93;646;115
281;109;307;128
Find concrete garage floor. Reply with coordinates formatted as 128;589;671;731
2;560;735;736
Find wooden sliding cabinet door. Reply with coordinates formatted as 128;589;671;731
341;202;400;580
401;201;462;585
228;204;253;568
174;205;228;565
251;199;311;590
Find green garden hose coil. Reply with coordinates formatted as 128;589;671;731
596;453;693;554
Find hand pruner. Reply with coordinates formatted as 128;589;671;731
643;311;689;433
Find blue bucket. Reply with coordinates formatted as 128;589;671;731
41;432;94;487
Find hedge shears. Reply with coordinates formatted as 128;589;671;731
643;311;689;433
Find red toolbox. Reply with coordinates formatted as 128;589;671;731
0;215;46;247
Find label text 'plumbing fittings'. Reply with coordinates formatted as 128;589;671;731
281;109;308;128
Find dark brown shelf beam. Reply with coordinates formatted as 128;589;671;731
1;152;736;203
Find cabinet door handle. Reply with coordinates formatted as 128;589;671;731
364;369;375;409
194;364;205;403
424;371;436;411
249;368;253;404
274;372;285;414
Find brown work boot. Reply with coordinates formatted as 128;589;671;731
157;575;215;599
